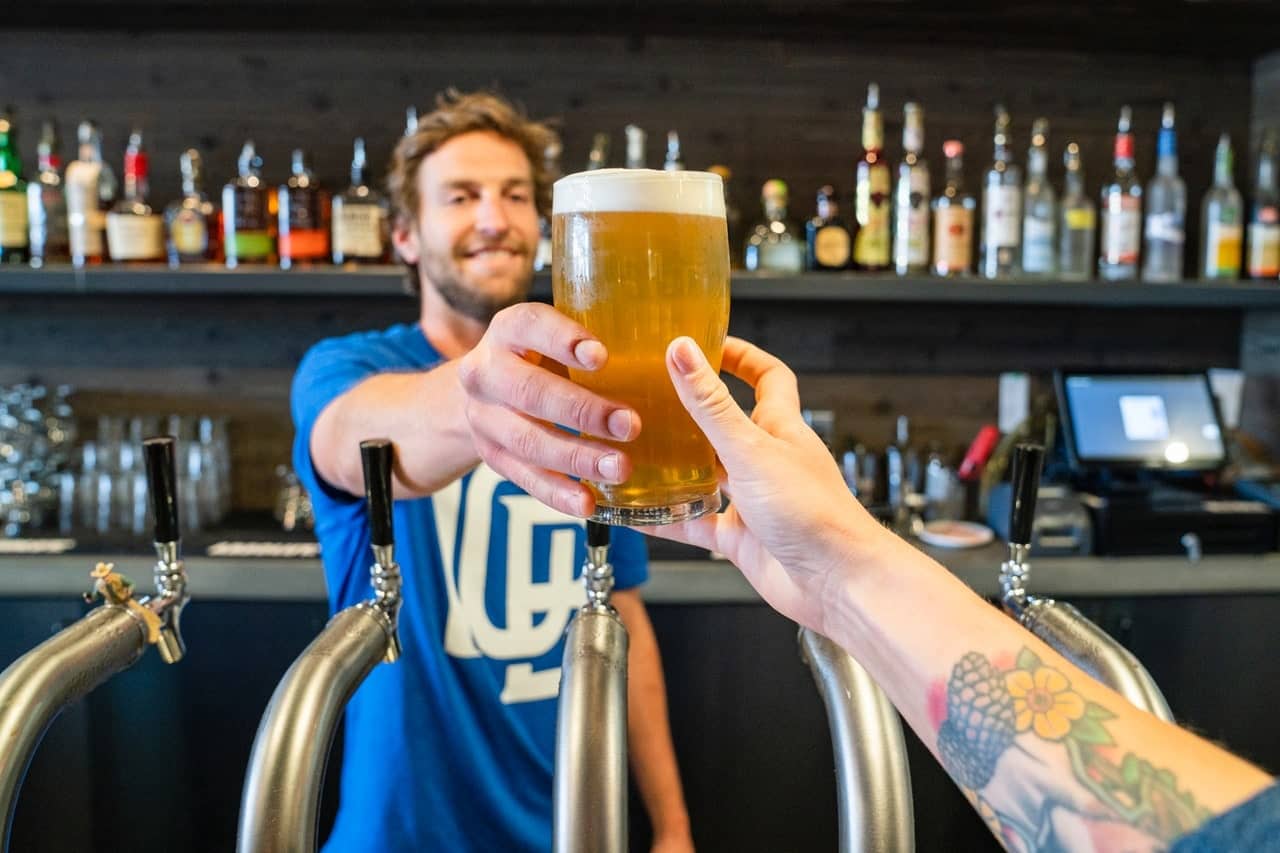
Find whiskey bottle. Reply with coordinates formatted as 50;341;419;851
105;130;165;264
164;149;218;266
222;141;274;268
27;120;69;268
278;149;329;269
332;138;389;266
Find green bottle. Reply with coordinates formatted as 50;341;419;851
0;114;30;264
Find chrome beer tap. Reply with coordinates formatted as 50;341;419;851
238;439;403;853
553;520;629;853
999;444;1173;721
798;631;915;852
0;435;189;851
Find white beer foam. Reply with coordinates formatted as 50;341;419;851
553;168;725;218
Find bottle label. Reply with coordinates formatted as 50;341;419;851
933;207;972;273
814;224;852;267
333;204;387;259
0;191;28;248
66;161;106;259
105;212;165;260
227;231;274;260
894;168;930;268
232;188;268;231
1065;207;1096;231
983;186;1021;248
855;164;891;266
1145;211;1185;245
279;228;329;260
1249;220;1280;278
1206;222;1243;277
1021;215;1054;272
170;210;209;257
1102;195;1141;264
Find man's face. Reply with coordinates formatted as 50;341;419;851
394;130;540;325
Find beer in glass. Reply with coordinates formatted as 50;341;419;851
552;168;730;525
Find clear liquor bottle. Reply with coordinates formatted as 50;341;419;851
1059;142;1096;281
0;113;29;264
332;137;389;266
981;105;1022;279
931;140;975;277
404;106;418;137
586;133;610;171
27;120;69;267
278;149;329;269
532;139;560;272
1021;117;1056;276
1200;133;1243;280
854;83;891;271
65;120;117;267
222;140;274;268
663;131;684;171
1142;103;1186;282
745;179;803;273
105;130;165;264
893;102;930;275
806;184;853;271
1247;130;1280;280
1099;106;1142;281
625;125;646;169
165;149;218;266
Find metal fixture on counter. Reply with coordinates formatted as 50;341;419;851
553;520;628;853
998;444;1174;720
0;435;188;851
799;629;916;853
237;438;403;853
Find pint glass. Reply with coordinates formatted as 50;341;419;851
552;169;730;525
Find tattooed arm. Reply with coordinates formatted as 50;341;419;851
639;337;1275;852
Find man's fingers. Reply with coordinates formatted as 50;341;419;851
666;337;761;468
488;302;607;370
467;402;633;484
636;514;721;555
473;436;596;518
459;350;640;442
720;336;802;417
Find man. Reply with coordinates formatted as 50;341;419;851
290;90;692;852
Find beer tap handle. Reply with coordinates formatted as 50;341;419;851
360;439;395;549
143;436;180;545
586;520;610;549
1008;443;1045;549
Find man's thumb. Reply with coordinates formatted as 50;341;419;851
666;337;755;463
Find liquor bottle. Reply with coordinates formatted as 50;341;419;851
980;105;1021;279
1021;118;1056;276
278;149;329;269
65;120;117;267
532;139;560;272
164;148;218;266
744;179;803;273
708;164;744;268
806;184;853;271
222;140;274;268
931;140;975;277
1059;142;1096;281
27;120;69;268
885;415;919;510
1247;130;1280;280
1142;103;1186;282
893;102;930;275
1099;106;1142;281
105;129;165;263
854;83;891;271
625;125;646;169
1200;133;1243;280
586;133;609;171
664;131;684;171
404;106;418;137
0;114;28;264
332;137;389;266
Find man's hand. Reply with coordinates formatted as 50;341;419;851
457;303;642;517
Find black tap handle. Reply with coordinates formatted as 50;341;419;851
361;439;395;547
1008;443;1045;547
143;436;180;544
586;520;610;548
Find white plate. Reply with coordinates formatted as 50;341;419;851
916;520;995;549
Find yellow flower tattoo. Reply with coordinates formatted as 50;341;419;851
1006;665;1086;740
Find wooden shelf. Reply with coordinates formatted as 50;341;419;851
4;265;1280;308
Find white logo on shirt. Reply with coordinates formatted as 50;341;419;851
433;464;585;703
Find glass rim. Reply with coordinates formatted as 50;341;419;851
552;168;726;218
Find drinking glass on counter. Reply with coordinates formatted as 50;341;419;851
552;168;730;525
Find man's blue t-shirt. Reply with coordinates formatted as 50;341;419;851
290;322;648;852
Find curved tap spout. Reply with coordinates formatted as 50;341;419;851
800;628;915;853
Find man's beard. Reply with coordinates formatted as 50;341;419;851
419;244;533;325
